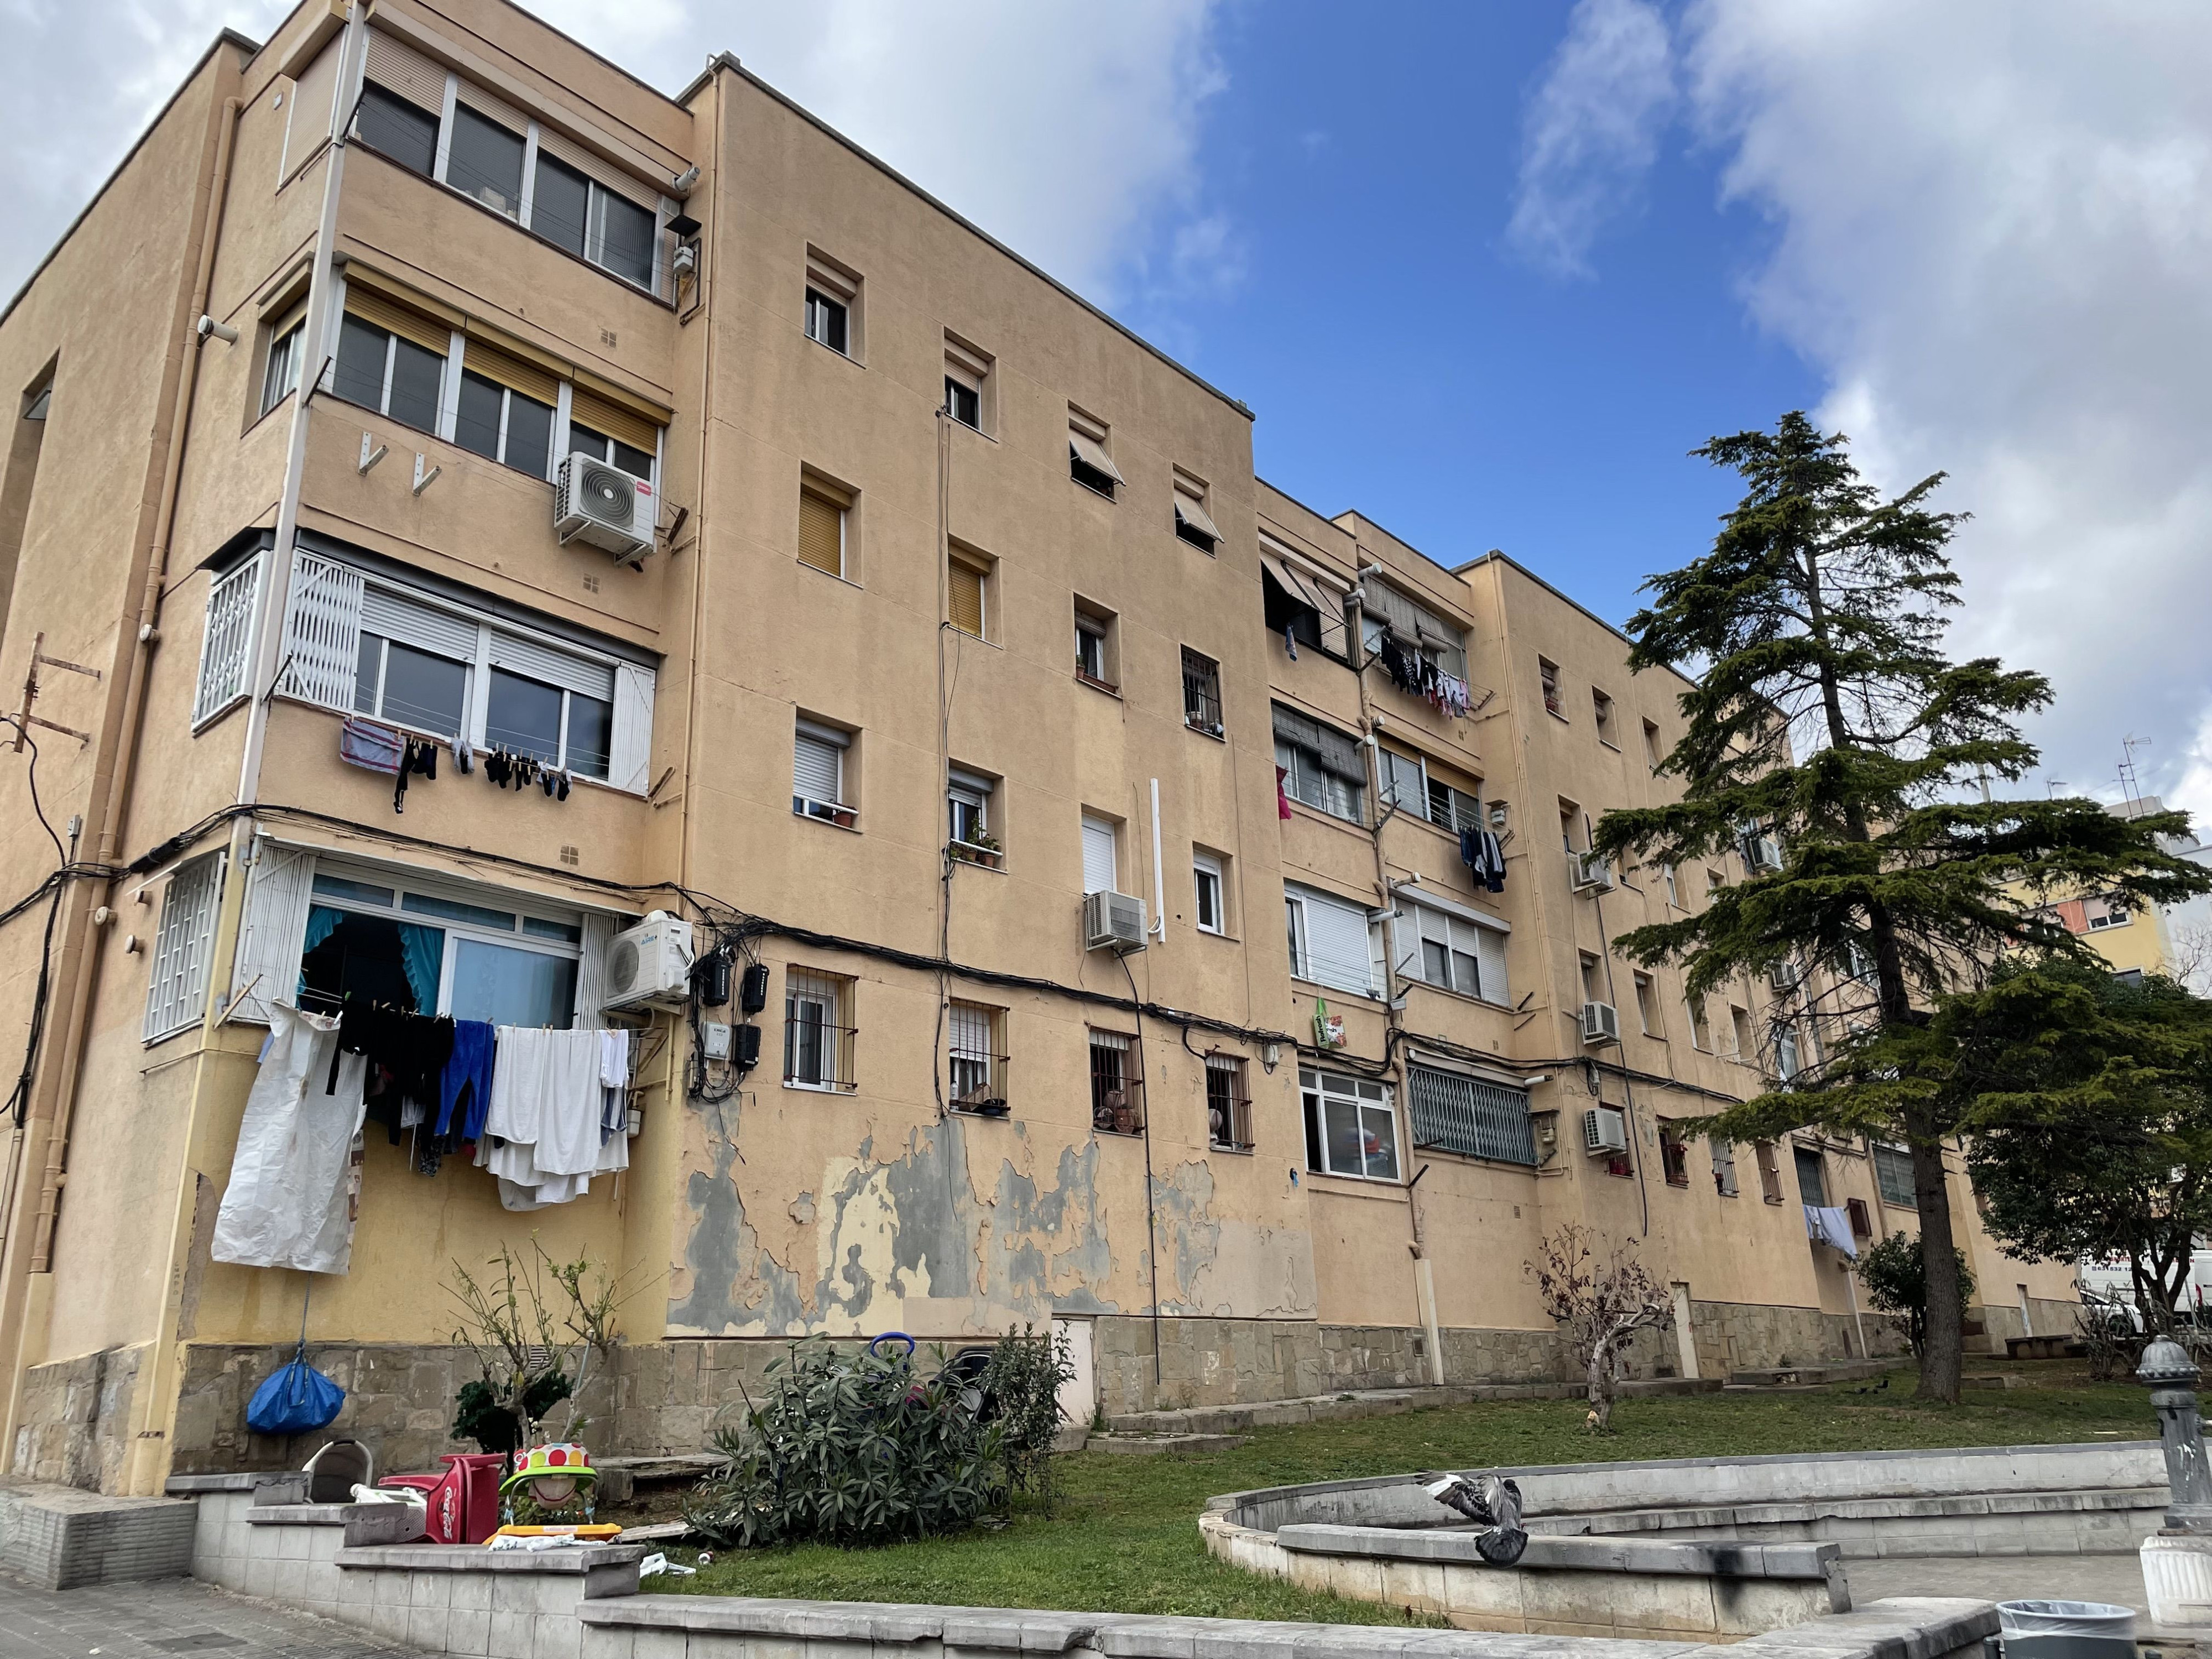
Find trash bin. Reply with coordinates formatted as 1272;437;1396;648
1996;1600;2137;1659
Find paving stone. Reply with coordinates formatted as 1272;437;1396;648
0;1571;418;1658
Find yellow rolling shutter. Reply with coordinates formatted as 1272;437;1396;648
569;387;659;455
463;339;560;407
799;489;844;577
363;28;448;113
344;288;451;356
948;559;984;638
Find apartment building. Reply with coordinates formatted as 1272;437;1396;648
0;0;2072;1496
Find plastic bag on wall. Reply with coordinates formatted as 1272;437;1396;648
245;1352;346;1436
212;1005;368;1274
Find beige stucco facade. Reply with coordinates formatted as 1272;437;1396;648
0;0;2074;1495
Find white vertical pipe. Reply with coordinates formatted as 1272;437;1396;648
1149;778;1166;941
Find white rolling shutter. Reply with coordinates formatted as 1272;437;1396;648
794;729;842;806
1476;927;1510;1005
609;662;655;794
575;912;615;1030
1292;885;1374;998
230;838;316;1025
1081;815;1118;895
276;552;365;711
491;629;616;700
363;583;476;663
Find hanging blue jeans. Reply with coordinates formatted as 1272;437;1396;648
438;1020;498;1142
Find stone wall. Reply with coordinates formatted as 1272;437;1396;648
1686;1299;1908;1377
9;1343;145;1491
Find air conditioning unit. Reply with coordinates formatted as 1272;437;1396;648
555;450;656;560
1745;834;1783;874
1767;959;1799;994
1581;1000;1621;1046
1569;850;1615;893
1082;890;1147;954
602;910;694;1010
1582;1105;1628;1154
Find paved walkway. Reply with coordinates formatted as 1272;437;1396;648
0;1573;414;1659
1851;1555;2153;1635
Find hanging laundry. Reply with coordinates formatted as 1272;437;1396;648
1282;624;1298;662
394;735;439;813
1803;1204;1860;1259
598;1028;631;1144
1275;764;1294;821
212;1006;369;1274
437;1020;497;1145
476;1027;624;1208
1458;826;1507;894
340;716;403;777
452;733;474;776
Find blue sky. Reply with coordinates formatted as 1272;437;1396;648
5;0;2209;821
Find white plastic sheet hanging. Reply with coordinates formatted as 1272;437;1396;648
211;1005;368;1274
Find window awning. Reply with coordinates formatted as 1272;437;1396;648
1174;492;1223;542
1068;429;1126;485
1260;550;1331;616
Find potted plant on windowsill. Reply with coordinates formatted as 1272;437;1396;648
948;833;1001;869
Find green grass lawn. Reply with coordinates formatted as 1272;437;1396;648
661;1361;2148;1623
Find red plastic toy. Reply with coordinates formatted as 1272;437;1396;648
380;1452;506;1544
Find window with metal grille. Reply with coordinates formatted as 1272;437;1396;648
1089;1029;1143;1133
1405;1066;1535;1165
1659;1120;1691;1186
143;854;224;1042
1206;1055;1251;1151
193;557;264;728
1793;1144;1828;1207
948;999;1006;1113
1872;1142;1917;1208
1181;648;1222;734
784;967;855;1091
1710;1137;1739;1196
1301;1068;1398;1181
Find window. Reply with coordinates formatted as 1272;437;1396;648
260;317;304;418
354;634;468;738
2083;893;2129;931
1632;971;1659;1035
1068;408;1123;499
948;547;989;640
1301;1068;1399;1181
357;83;439;176
948;999;1006;1114
1260;544;1346;659
1539;657;1562;717
1396;899;1503;1002
1662;863;1679;907
1873;1142;1917;1208
1660;1121;1691;1187
1426;773;1483;838
784;967;855;1091
193;557;263;727
1710;1137;1740;1197
1207;1055;1252;1151
944;335;991;432
1593;690;1616;747
1707;867;1726;898
1406;1066;1535;1165
1089;1029;1143;1133
1285;883;1380;997
447;103;525;218
450;342;559;480
1688;996;1712;1051
793;718;853;825
1193;850;1227;935
1729;1004;1755;1059
142;854;224;1041
1081;813;1119;895
798;478;849;578
1272;703;1365;824
568;419;656;483
1793;1144;1828;1207
1775;1024;1802;1082
1074;601;1117;691
1173;476;1222;552
1559;800;1582;852
1643;719;1663;769
1846;1197;1874;1238
1580;953;1603;1005
948;768;998;865
804;253;858;356
1756;1140;1783;1203
530;151;657;289
1379;748;1425;815
296;868;582;1029
332;304;446;433
1181;648;1222;735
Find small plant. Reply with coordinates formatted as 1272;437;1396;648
986;1323;1076;1512
446;1241;630;1449
1858;1231;1975;1359
1527;1223;1673;1433
684;1338;1005;1548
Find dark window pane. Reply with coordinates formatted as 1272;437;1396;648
333;316;389;410
454;371;503;461
597;191;657;288
387;336;444;431
299;905;442;1014
805;290;848;353
504;393;553;479
612;439;654;477
567;424;610;462
447;106;524;216
262;325;302;416
532;154;590;257
380;641;467;735
400;892;515;930
357;85;439;176
566;693;612;779
353;633;383;714
486;667;562;763
946;378;979;429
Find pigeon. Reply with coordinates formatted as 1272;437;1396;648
1423;1472;1528;1566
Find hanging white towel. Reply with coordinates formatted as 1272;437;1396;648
212;1006;368;1273
476;1027;611;1204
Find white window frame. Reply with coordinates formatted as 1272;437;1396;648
1301;1067;1400;1182
783;966;852;1092
192;556;267;729
455;369;557;481
142;853;225;1043
948;768;994;852
261;317;305;418
335;314;446;428
1193;851;1225;935
794;718;852;822
1379;748;1425;814
1872;1141;1917;1208
1275;738;1364;824
1081;812;1119;896
1284;883;1383;998
1074;604;1114;687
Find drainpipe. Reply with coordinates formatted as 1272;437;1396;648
1406;1164;1445;1385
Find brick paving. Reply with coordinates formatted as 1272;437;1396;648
0;1572;417;1659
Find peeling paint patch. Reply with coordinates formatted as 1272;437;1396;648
1152;1160;1223;1310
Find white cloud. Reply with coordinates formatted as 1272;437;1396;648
1;0;1229;311
1681;1;2212;827
1507;0;1676;277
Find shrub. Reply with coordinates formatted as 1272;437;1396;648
684;1338;1005;1548
985;1323;1076;1511
1858;1231;1975;1357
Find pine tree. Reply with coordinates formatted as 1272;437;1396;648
1593;413;2212;1402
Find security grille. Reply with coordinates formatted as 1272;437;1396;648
1406;1065;1536;1166
192;557;264;727
276;552;366;711
142;854;225;1042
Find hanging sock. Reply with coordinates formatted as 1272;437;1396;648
556;769;572;802
452;734;474;775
